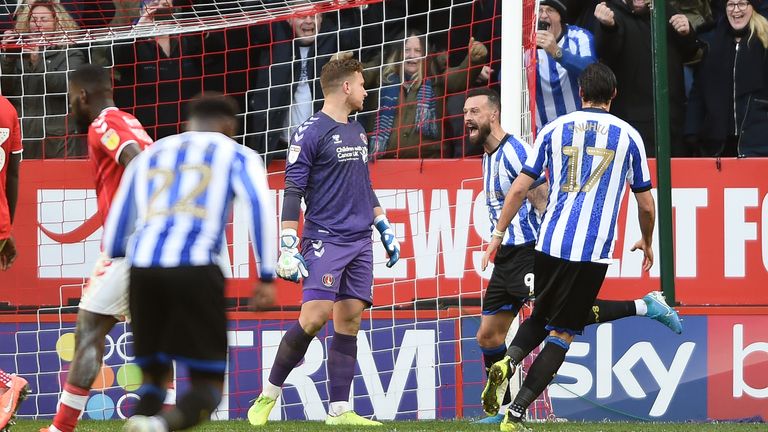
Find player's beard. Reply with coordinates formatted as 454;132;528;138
468;121;492;148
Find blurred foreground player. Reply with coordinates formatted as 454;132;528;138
464;87;681;424
248;59;400;427
42;64;153;432
0;94;21;272
0;94;27;432
483;63;662;431
103;93;277;431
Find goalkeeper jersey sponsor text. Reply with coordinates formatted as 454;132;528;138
285;111;377;242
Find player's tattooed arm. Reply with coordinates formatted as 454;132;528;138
526;182;548;216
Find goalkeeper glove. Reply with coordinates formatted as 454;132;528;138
276;228;309;283
374;215;400;268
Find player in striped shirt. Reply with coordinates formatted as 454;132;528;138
43;65;154;432
466;87;682;424
535;0;596;131
102;93;277;432
482;64;677;431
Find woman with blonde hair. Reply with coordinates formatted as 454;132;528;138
0;0;86;158
368;30;488;159
685;0;768;157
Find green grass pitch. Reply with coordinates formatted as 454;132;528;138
10;420;766;432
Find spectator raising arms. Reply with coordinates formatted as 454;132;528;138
535;0;596;131
593;0;701;157
685;0;768;157
366;31;488;159
0;0;86;158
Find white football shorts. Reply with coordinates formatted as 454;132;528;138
79;254;130;320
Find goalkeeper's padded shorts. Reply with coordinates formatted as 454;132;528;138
300;237;373;307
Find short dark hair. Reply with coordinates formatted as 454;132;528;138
320;58;363;92
69;64;112;95
578;63;617;105
188;92;239;121
466;87;501;112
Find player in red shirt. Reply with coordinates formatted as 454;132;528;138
0;94;30;432
0;94;22;270
41;65;153;432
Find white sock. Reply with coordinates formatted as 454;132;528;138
149;416;168;432
635;299;648;316
329;401;351;416
498;403;510;415
262;381;281;400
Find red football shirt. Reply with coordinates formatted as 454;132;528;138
88;107;152;225
0;96;22;239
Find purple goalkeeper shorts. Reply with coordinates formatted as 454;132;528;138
300;237;374;306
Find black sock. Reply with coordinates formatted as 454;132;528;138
512;336;569;414
481;344;512;406
161;381;222;430
586;300;636;324
134;384;166;416
506;315;548;365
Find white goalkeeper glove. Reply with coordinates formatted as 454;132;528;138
374;215;400;268
276;228;309;283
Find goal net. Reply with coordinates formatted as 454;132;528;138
0;0;544;422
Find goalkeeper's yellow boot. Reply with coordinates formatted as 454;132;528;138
247;394;276;426
500;410;532;432
482;355;515;416
325;411;382;426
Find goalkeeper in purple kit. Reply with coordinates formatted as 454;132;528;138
248;58;399;427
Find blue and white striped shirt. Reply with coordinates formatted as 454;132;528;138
483;134;541;247
102;131;277;280
523;108;652;263
535;25;596;130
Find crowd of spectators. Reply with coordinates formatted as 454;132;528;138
0;0;765;159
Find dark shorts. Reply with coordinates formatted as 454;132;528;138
129;265;227;374
482;243;536;316
530;251;608;335
301;237;374;306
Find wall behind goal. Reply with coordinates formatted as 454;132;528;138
1;158;767;309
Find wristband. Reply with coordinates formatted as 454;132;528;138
492;228;505;239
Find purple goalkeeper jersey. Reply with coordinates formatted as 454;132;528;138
284;111;376;242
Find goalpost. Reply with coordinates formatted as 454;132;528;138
0;0;545;422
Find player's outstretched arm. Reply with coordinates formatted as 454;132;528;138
373;206;400;268
631;190;655;272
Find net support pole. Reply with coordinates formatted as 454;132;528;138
500;0;523;137
651;1;676;305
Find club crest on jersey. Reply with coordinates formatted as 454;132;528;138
288;144;301;164
101;129;120;151
322;273;334;287
360;133;368;145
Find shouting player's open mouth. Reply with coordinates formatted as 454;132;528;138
466;120;479;138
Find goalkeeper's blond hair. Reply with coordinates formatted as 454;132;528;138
320;58;364;93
